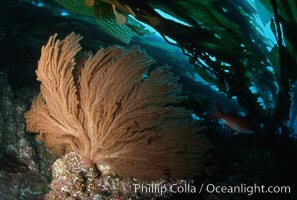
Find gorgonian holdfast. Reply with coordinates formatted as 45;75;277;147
25;33;210;180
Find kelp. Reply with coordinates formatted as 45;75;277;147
134;0;296;134
53;0;296;134
54;0;150;43
259;0;297;135
145;0;271;123
148;0;296;133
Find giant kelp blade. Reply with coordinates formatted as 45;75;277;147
54;0;140;44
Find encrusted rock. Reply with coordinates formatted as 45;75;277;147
46;152;194;200
0;72;55;199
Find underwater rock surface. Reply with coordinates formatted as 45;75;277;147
0;72;55;199
46;152;181;200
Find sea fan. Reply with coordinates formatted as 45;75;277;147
25;33;209;180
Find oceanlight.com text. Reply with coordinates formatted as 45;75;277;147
205;183;291;196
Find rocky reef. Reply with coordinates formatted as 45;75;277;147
0;72;55;199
